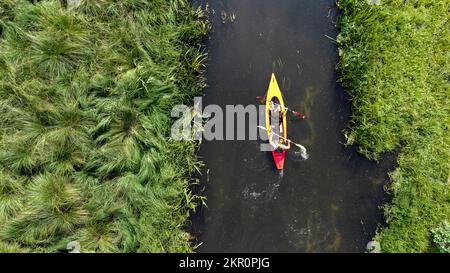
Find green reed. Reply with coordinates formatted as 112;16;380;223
0;0;208;252
337;0;449;252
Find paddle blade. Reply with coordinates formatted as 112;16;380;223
291;110;306;119
293;143;309;160
256;96;266;103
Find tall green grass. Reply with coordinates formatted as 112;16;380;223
0;0;207;252
337;0;449;252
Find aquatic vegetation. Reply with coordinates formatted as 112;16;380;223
0;0;207;252
219;10;237;24
431;221;450;253
337;0;449;252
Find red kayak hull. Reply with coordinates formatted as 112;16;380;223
271;150;286;170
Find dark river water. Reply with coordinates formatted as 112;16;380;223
190;0;395;253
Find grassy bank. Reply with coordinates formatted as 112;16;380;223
0;0;207;252
337;0;449;252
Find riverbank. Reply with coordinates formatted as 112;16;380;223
0;0;206;252
337;0;449;252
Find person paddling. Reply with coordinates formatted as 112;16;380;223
270;133;291;152
257;96;305;119
269;98;290;152
270;100;280;111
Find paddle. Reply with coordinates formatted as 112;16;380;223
256;96;306;119
257;125;309;160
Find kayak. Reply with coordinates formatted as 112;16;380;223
265;73;288;170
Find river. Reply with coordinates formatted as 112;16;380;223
190;0;395;253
